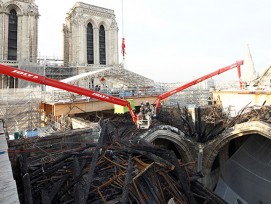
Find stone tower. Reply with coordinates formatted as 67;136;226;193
63;2;119;67
0;0;39;63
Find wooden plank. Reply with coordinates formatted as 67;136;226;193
47;96;158;116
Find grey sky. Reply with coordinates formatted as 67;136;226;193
36;0;271;83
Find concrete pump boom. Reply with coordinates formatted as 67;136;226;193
155;60;244;113
0;64;138;125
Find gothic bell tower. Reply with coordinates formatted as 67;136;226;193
0;0;39;64
63;2;119;68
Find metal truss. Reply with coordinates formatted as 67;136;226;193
61;64;155;89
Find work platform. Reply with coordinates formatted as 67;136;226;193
0;120;20;204
42;95;158;117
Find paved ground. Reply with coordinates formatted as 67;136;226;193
0;121;19;204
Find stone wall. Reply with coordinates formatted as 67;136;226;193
0;0;39;62
63;2;119;67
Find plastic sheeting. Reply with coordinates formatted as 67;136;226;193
215;135;271;204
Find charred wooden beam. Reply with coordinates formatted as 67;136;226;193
23;173;33;204
79;119;107;203
120;155;132;204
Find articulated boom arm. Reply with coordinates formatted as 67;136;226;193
155;60;244;112
0;64;138;124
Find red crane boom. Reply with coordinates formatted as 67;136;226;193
0;64;138;124
155;60;244;113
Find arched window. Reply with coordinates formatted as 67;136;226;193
87;23;94;64
99;25;106;65
8;9;18;60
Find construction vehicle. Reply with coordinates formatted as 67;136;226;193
135;60;243;129
154;60;244;114
0;60;243;130
0;64;139;127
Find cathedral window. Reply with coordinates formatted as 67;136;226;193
99;25;106;65
87;23;94;64
8;9;18;60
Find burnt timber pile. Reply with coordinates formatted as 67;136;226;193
155;103;271;142
11;119;226;204
8;104;271;203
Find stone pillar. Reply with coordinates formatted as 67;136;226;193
0;12;3;60
71;23;78;65
17;15;22;61
107;28;118;65
77;21;82;65
81;24;87;65
35;15;38;60
77;18;87;66
28;14;32;60
30;15;38;61
63;24;70;66
105;28;109;65
113;29;119;65
20;15;30;61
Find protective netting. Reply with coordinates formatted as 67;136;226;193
215;135;271;203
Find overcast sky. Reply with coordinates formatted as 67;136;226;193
35;0;271;83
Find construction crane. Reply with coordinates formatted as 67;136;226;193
0;64;138;126
0;60;243;130
154;60;244;114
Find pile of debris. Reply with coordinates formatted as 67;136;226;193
13;119;226;204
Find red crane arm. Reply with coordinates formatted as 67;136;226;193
0;64;137;124
155;60;244;112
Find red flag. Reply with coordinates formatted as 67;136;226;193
121;38;126;57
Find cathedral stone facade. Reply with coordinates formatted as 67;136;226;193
63;2;119;67
0;1;120;88
0;0;39;63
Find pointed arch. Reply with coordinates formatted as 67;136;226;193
86;18;98;29
4;3;23;16
97;19;110;30
203;121;271;175
8;9;18;60
142;126;197;163
99;25;106;65
87;22;94;64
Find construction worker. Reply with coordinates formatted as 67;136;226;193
146;101;154;115
140;102;145;116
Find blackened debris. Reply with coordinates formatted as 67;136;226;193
14;136;226;204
